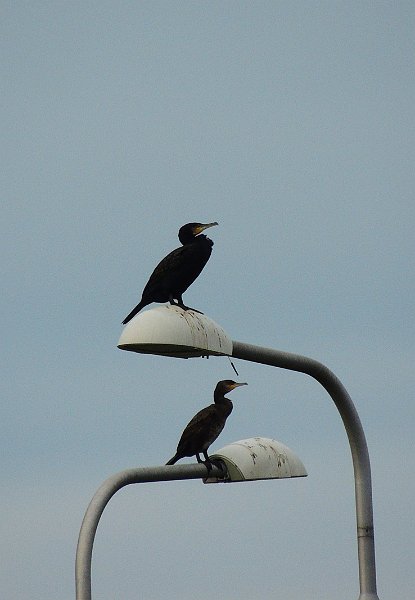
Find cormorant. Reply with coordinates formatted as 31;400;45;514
122;221;218;324
166;380;247;466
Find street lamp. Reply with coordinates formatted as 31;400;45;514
206;437;307;482
117;305;380;600
118;304;232;358
75;437;306;600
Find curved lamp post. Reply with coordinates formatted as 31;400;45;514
76;438;306;600
117;306;380;600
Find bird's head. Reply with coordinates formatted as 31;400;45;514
214;380;248;398
178;222;218;244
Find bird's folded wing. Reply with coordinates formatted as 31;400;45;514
177;405;217;443
149;245;194;279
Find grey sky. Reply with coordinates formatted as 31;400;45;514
2;2;414;599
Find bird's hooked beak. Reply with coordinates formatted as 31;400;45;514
193;222;218;235
229;382;248;390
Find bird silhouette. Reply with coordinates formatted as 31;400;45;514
122;221;218;324
166;380;247;467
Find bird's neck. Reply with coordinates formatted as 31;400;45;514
214;394;232;407
179;232;212;245
214;396;233;418
179;232;199;244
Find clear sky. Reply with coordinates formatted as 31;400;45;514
2;2;414;599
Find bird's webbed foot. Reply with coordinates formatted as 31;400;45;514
178;302;204;314
169;295;204;314
188;306;204;314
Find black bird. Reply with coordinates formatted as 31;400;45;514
122;221;218;324
166;380;247;466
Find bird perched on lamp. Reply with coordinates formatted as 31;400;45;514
122;221;218;324
166;380;247;468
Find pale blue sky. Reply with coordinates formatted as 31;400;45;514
2;2;414;599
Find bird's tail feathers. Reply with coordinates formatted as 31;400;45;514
122;301;145;324
166;454;179;465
